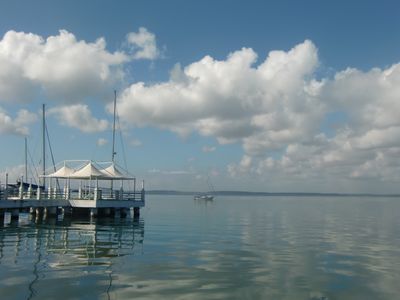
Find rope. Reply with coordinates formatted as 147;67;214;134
116;106;128;170
45;123;60;190
27;146;39;185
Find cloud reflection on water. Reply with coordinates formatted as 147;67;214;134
0;196;400;299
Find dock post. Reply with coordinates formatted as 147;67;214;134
134;207;140;217
11;208;19;219
5;173;8;200
46;207;57;216
63;184;67;199
78;181;82;198
19;177;24;199
27;183;32;198
47;180;52;199
90;208;98;217
66;178;70;200
121;208;128;218
63;206;72;216
103;208;111;216
141;180;145;202
37;186;41;200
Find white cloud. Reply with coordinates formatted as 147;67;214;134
0;164;25;183
0;27;161;104
228;155;253;177
126;27;161;60
97;138;108;146
0;30;129;103
202;146;216;152
3;29;400;191
0;107;37;135
49;104;109;133
117;40;322;149
115;40;400;191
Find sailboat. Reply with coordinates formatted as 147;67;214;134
194;175;215;201
194;194;214;201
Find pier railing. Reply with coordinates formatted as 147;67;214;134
0;188;4;200
2;186;144;202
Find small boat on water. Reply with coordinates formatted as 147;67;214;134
194;175;215;201
194;194;214;201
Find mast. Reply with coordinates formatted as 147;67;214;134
110;90;117;193
42;104;46;187
111;90;117;163
24;137;28;182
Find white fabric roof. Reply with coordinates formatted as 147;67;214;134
69;162;104;179
41;160;134;180
47;165;75;178
101;163;133;179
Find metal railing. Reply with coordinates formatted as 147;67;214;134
0;180;6;200
0;186;145;202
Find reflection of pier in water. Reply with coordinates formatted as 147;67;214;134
0;215;144;299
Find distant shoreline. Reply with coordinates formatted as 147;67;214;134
147;190;400;198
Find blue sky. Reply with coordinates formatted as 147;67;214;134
1;0;400;193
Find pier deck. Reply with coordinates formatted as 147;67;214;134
0;185;145;218
0;198;145;209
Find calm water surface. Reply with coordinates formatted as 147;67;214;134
1;195;400;299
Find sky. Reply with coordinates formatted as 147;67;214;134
1;0;400;193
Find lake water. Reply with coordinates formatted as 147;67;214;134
1;195;400;299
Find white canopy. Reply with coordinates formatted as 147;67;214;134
69;162;104;179
46;165;75;178
101;163;134;180
41;160;135;180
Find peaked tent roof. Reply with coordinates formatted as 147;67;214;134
46;165;75;178
101;163;134;179
69;162;105;179
40;160;135;180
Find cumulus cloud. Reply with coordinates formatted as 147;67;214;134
0;107;37;135
117;40;321;149
3;28;400;191
49;104;109;133
115;39;400;190
126;27;161;60
0;30;130;102
228;155;253;177
0;27;161;104
0;164;25;182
